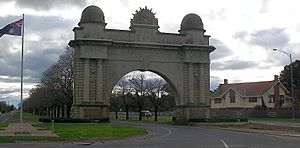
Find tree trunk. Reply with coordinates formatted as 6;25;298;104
66;104;71;117
155;108;158;121
47;107;50;117
139;109;142;120
115;111;118;119
125;108;129;120
61;105;65;118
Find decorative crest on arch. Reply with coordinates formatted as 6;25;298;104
130;6;158;26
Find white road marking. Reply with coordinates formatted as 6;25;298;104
157;126;172;139
220;139;230;148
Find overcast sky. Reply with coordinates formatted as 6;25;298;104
0;0;299;106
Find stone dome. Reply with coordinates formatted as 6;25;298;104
80;5;105;24
180;13;203;31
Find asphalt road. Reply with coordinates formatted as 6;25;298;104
0;111;15;123
1;120;300;148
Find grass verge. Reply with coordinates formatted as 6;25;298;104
7;112;41;123
0;123;146;143
33;123;146;141
0;123;8;130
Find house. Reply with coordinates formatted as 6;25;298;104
211;75;291;109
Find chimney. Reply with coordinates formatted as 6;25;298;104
224;79;228;85
274;75;279;81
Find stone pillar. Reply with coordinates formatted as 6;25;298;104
96;59;103;102
199;64;205;102
188;63;193;103
83;58;90;101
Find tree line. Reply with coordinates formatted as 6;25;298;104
0;101;15;113
23;48;73;117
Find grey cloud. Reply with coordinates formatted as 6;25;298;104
210;38;233;60
210;76;222;90
0;15;70;83
233;28;290;50
232;31;247;41
211;60;258;71
14;0;88;10
249;28;289;49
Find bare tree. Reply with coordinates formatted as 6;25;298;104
110;93;122;119
148;80;169;121
24;47;74;118
130;74;147;120
117;77;132;120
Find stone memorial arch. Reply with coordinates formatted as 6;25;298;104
69;5;215;124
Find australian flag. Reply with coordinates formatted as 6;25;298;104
0;19;23;38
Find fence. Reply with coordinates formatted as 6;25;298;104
110;112;174;123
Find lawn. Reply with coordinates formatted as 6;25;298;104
0;123;146;143
0;112;147;143
250;117;300;123
4;112;41;123
0;123;8;130
33;123;146;140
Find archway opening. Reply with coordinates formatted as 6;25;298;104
110;70;176;122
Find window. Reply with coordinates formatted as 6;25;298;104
268;95;274;103
214;98;221;103
280;95;285;105
249;97;257;102
230;90;235;103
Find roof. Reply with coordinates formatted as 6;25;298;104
213;80;288;98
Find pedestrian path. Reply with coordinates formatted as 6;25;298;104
0;123;57;137
250;120;300;128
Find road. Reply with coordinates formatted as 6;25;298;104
0;111;15;124
0;120;300;148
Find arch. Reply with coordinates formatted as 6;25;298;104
69;5;215;124
108;69;180;106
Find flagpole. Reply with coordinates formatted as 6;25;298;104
20;14;24;124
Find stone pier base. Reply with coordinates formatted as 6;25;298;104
71;104;109;120
175;105;211;125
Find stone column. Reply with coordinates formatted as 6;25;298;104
199;64;205;103
188;63;194;103
96;59;103;102
83;58;90;101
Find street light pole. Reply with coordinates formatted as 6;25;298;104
273;48;295;120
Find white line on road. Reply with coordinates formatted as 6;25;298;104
220;139;230;148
